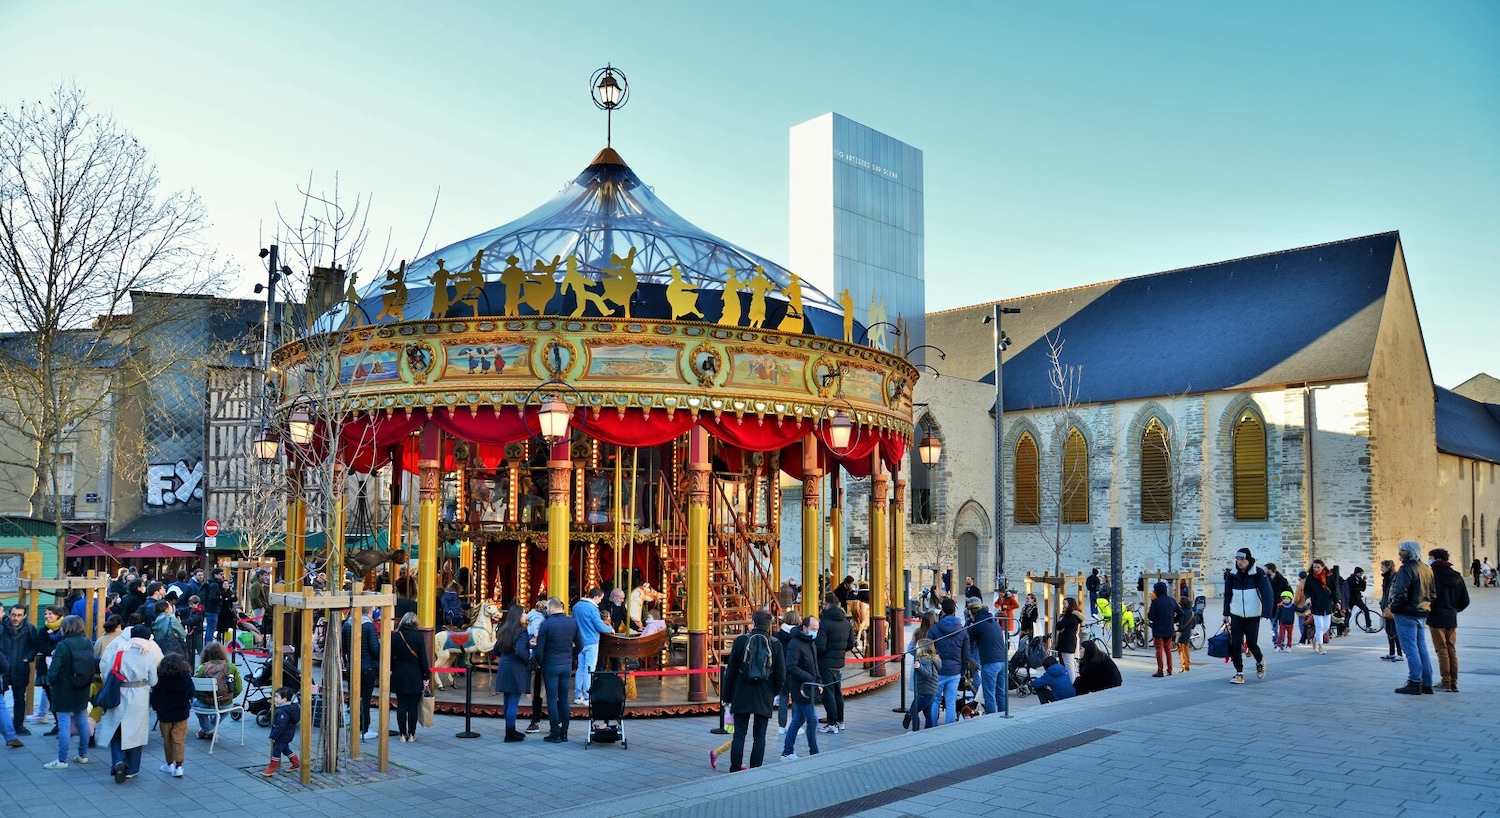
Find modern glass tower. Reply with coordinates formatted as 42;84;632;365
790;113;924;358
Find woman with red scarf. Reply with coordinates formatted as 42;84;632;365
1297;560;1338;654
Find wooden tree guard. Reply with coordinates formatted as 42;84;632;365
267;583;395;786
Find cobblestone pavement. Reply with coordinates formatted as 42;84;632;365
3;589;1496;818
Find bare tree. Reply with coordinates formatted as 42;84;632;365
1018;334;1085;619
0;83;224;546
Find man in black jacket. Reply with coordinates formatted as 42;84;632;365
815;595;852;733
1;606;38;736
1390;540;1436;695
1427;548;1470;692
967;599;1006;715
722;609;785;772
200;568;223;649
780;616;821;761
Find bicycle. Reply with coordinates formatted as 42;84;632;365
1354;606;1383;634
1123;603;1149;650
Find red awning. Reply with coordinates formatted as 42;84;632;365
65;542;124;560
129;542;195;559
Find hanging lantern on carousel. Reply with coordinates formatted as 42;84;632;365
538;396;572;442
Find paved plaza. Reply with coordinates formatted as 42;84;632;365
2;589;1496;818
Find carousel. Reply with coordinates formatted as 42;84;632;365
267;67;922;717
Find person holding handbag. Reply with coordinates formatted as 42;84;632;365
389;613;429;742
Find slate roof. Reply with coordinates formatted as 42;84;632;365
1434;387;1500;465
973;232;1400;410
107;508;204;545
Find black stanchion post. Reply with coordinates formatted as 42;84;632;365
710;666;729;735
1110;527;1124;659
456;653;480;738
892;652;907;713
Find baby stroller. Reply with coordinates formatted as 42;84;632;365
244;658;300;728
585;670;628;749
1007;634;1047;697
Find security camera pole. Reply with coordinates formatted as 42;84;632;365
985;304;1020;593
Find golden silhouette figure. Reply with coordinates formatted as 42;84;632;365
376;260;408;321
746;265;773;329
777;272;805;334
429;259;454;318
599;247;639;318
867;291;889;351
563;254;609;317
455;250;487;317
526;256;561;314
838;287;855;343
666;265;702;320
342;270;363;326
500;255;526;317
719;268;744;327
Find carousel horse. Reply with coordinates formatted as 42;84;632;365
846;598;871;657
431;599;501;690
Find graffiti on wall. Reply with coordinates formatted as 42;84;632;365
146;460;204;507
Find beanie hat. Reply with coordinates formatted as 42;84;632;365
1280;591;1294;599
1235;548;1253;561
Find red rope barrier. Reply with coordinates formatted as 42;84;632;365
625;667;715;678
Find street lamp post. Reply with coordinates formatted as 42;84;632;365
984;304;1019;592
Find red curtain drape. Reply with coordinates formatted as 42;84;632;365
429;406;535;447
576;408;697;448
700;415;811;452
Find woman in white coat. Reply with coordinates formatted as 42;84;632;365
95;624;162;783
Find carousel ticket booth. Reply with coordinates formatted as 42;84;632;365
267;71;920;715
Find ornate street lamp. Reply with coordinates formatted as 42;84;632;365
917;433;942;468
590;64;630;147
253;426;280;462
287;406;316;447
829;410;853;451
538;396;573;442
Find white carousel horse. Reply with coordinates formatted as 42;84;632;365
431;600;501;690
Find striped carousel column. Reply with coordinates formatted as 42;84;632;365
868;452;889;677
686;426;711;702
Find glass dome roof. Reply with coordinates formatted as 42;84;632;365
333;148;846;335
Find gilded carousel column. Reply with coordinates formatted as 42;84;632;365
416;457;441;630
828;465;843;585
868;453;889;677
686;426;711;702
891;477;907;658
546;440;572;603
284;467;306;588
800;434;823;617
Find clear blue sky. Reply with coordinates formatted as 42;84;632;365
3;1;1496;387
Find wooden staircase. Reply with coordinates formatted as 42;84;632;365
658;473;779;678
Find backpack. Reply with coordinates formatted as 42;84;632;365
196;661;232;705
67;641;96;688
154;616;186;658
742;632;773;683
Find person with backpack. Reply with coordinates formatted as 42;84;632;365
780;616;821;761
1427;547;1470;692
152;598;188;660
814;594;852;734
41;616;92;769
191;642;242;740
721;609;784;771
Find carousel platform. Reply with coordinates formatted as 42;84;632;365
428;656;902;718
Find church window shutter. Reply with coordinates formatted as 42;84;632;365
1140;418;1172;524
1232;409;1268;521
1061;426;1089;524
1013;432;1039;525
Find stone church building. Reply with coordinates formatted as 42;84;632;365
909;232;1500;598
